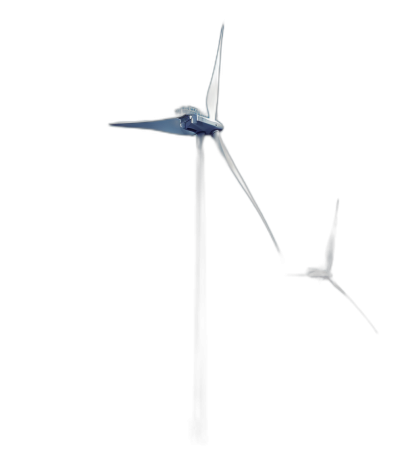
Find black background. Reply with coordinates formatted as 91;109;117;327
42;5;394;464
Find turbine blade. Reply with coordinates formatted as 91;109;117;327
328;278;378;333
205;25;224;121
325;199;339;271
109;117;195;136
213;131;281;255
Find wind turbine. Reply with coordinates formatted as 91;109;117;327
110;26;280;255
288;200;378;334
110;25;280;443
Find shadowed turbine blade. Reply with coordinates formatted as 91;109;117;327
213;131;281;255
205;25;224;121
328;278;378;333
325;199;339;271
109;117;195;136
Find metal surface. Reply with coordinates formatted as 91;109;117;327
179;113;223;135
109;117;195;136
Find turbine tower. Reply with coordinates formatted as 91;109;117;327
110;25;280;443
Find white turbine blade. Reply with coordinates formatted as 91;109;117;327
109;117;195;136
205;25;224;121
213;131;281;255
328;278;378;333
325;199;339;271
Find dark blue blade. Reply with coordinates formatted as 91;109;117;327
325;199;339;272
329;279;378;334
109;117;195;136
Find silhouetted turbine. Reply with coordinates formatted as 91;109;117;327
110;26;281;443
110;25;280;255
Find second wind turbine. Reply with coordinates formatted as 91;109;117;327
110;25;280;443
